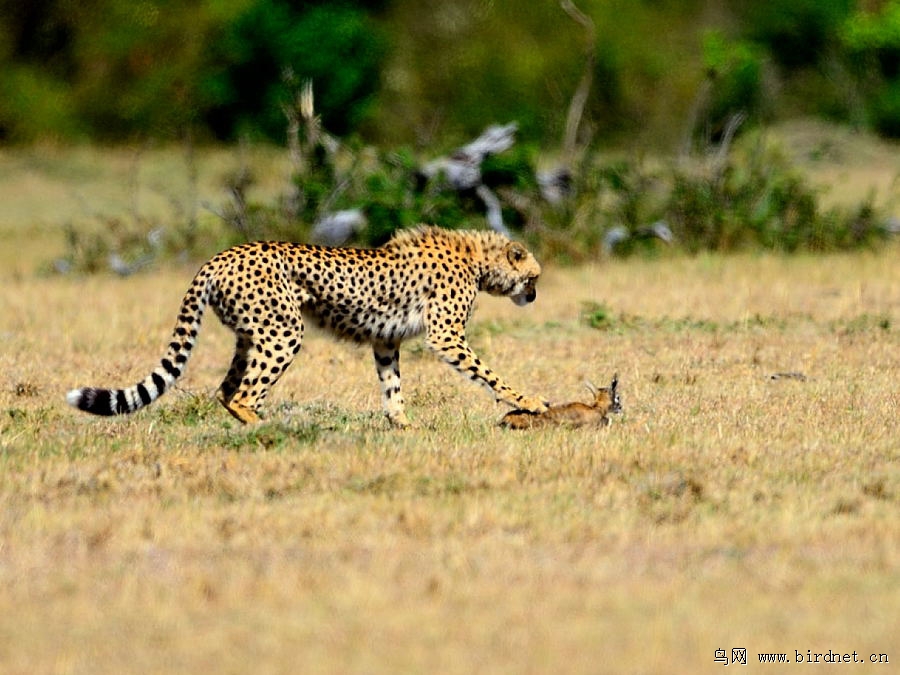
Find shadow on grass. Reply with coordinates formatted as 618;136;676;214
195;400;385;452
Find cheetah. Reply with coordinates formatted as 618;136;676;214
67;226;547;427
500;374;621;429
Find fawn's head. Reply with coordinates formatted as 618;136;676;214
585;374;622;415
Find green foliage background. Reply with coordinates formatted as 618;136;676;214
3;0;900;145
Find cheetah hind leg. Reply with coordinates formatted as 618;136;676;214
216;327;300;424
216;332;263;424
216;389;261;424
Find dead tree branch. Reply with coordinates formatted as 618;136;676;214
560;0;596;162
420;123;518;236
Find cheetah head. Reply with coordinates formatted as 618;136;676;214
482;241;542;306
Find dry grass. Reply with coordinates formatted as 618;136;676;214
1;131;899;673
0;143;289;277
2;246;899;674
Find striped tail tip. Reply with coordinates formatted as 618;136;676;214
66;389;86;409
66;387;121;416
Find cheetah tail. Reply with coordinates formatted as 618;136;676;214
66;270;212;417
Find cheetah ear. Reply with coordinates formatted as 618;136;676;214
506;242;527;266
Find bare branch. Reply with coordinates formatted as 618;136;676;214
714;110;747;168
420;123;519;235
560;0;596;161
476;185;512;238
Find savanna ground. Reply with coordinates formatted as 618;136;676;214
1;122;899;673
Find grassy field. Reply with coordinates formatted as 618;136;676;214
1;132;899;673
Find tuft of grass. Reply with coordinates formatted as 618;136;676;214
215;421;322;452
581;300;615;330
831;313;892;334
154;390;221;426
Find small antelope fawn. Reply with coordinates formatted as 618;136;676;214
500;374;621;430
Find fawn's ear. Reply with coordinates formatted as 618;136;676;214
610;373;618;392
584;380;598;397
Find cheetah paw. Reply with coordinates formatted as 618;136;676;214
387;412;412;429
515;396;549;414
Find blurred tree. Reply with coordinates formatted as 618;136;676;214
0;0;83;139
737;0;853;69
0;0;77;76
3;0;900;144
376;0;705;148
842;0;900;78
0;0;233;139
698;31;768;141
201;0;387;141
0;0;386;142
71;0;221;137
841;0;900;136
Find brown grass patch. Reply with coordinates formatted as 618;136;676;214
2;243;899;673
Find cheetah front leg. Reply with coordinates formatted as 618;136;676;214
425;328;547;413
373;341;410;428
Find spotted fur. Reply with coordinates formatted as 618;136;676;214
67;226;546;427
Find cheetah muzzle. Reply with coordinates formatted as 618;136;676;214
512;283;537;306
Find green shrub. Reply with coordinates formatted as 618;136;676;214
202;1;386;141
0;66;83;141
50;124;890;275
870;80;900;137
840;1;900;137
662;143;887;252
841;1;900;77
740;0;853;69
702;32;768;134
